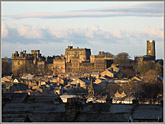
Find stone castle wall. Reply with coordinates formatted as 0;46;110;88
11;46;113;75
65;46;91;63
12;51;34;75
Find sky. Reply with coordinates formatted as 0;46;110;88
1;1;164;59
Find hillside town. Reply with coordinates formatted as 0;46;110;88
2;40;163;122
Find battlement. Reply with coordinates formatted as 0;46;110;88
146;40;155;60
147;40;155;43
91;53;113;58
12;50;34;59
31;50;40;54
66;46;90;51
54;56;65;61
31;50;41;58
65;46;91;63
67;46;73;49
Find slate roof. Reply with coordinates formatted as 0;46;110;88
79;78;91;84
2;96;163;122
109;104;133;113
3;102;65;113
81;103;110;113
103;75;113;79
5;93;28;103
75;113;130;122
132;104;163;120
2;76;12;82
107;70;116;74
3;118;28;122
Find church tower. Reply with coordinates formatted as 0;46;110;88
147;40;155;60
88;77;94;96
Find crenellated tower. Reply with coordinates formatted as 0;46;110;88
147;40;155;60
11;50;34;75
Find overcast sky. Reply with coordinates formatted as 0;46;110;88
1;1;164;59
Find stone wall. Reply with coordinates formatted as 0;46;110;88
53;56;66;74
147;40;155;60
65;46;91;63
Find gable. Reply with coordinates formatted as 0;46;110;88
13;79;19;83
2;77;11;82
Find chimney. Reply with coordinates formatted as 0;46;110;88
132;99;139;105
99;51;101;55
106;97;112;104
160;100;163;106
65;98;81;121
38;80;41;87
102;51;104;56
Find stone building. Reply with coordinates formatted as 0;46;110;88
11;46;113;75
54;46;113;74
135;40;156;65
53;56;66;74
2;58;12;76
2;94;163;122
65;46;91;63
146;40;155;60
11;51;34;75
11;50;53;75
90;51;113;72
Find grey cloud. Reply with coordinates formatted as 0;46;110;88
3;24;56;44
4;2;163;20
81;2;163;13
2;26;164;59
5;12;162;20
2;24;163;48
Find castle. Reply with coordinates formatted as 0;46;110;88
12;46;113;75
11;40;157;75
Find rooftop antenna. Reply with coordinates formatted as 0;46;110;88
71;40;72;46
65;40;67;46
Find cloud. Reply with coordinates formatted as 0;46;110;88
142;27;163;39
2;22;8;38
3;23;163;46
111;29;125;39
2;23;164;59
47;27;69;39
83;2;163;13
4;2;163;19
85;26;97;39
2;23;127;48
5;12;162;19
10;24;43;39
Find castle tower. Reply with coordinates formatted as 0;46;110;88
147;40;155;60
65;46;91;63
